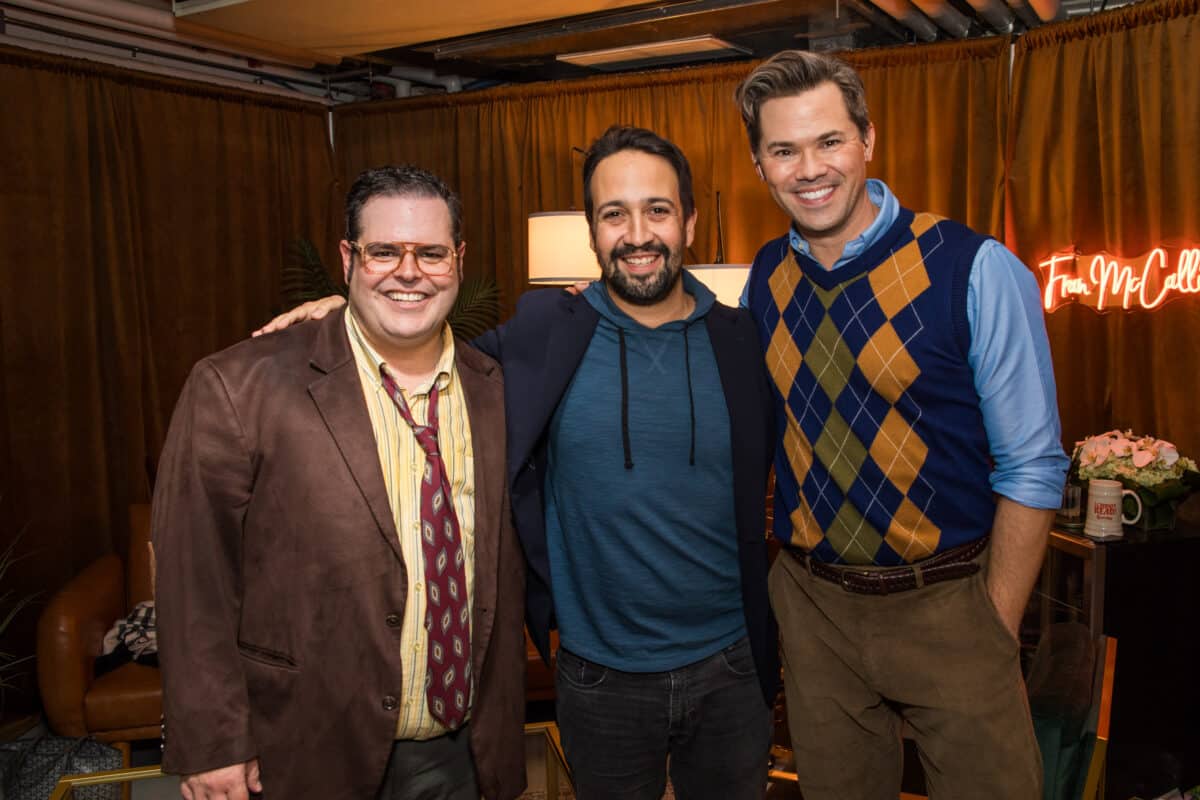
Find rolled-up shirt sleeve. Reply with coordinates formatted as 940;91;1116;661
968;240;1070;509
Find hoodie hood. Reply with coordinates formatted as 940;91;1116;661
582;269;717;330
580;269;717;469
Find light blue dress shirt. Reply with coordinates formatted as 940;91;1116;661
742;179;1069;509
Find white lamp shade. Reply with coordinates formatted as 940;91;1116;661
527;211;600;284
687;264;751;306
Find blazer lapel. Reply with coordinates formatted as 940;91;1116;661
507;292;599;479
455;344;504;676
707;305;758;437
306;310;404;564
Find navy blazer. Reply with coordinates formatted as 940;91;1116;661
474;287;780;706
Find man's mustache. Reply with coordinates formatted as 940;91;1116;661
608;242;670;263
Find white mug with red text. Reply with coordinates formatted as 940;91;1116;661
1084;478;1143;539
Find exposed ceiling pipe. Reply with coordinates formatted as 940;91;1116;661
390;67;461;93
368;76;413;99
1026;0;1065;22
838;0;910;42
962;0;1013;33
0;32;340;103
319;64;462;93
1;0;332;67
909;0;972;36
1004;0;1043;27
865;0;940;41
0;9;365;101
34;0;167;30
1;5;340;89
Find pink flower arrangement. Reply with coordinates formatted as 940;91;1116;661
1075;430;1187;484
1071;430;1199;533
1072;430;1199;531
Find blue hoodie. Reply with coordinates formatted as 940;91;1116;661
544;272;745;671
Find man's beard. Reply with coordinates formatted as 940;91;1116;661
602;242;682;306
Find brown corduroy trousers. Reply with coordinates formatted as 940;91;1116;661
768;549;1042;799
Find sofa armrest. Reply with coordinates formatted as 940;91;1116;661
37;554;125;736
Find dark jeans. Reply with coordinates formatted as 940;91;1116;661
555;636;772;800
376;725;479;800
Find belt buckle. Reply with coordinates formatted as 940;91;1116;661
839;569;860;592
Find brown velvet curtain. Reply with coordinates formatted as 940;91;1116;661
333;38;1008;317
0;46;339;680
849;38;1011;237
1007;0;1200;456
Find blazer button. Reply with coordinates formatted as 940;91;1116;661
386;613;402;628
382;695;399;711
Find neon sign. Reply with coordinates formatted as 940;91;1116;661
1037;247;1200;312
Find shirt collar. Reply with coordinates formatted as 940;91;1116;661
787;179;898;271
345;309;456;397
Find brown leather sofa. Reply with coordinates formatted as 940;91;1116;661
36;504;161;763
36;502;558;764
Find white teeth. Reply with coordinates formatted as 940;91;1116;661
798;187;834;201
624;255;657;266
385;291;425;302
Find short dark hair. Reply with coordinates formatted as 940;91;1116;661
344;165;463;246
582;126;695;226
735;50;871;153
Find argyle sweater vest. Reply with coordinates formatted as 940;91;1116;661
748;209;995;566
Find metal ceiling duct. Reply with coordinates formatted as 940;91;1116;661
962;0;1014;33
865;0;940;41
4;0;331;66
1005;0;1044;27
909;0;972;36
837;0;910;41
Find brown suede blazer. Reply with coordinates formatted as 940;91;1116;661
151;308;526;799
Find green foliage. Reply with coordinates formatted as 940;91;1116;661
0;527;37;710
282;238;347;307
448;276;501;341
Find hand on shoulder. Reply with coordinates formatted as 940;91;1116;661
252;295;346;337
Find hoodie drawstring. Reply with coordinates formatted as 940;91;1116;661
617;323;698;470
682;325;696;466
618;328;633;469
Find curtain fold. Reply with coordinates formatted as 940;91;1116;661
0;46;340;628
1007;0;1200;456
334;41;1008;317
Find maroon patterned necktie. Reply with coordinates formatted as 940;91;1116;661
379;367;471;729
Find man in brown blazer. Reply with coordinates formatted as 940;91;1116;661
152;166;526;800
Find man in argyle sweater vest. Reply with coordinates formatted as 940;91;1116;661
737;51;1069;798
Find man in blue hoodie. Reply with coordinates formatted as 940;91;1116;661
255;127;779;800
474;126;777;799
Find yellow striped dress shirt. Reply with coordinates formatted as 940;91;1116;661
345;311;476;740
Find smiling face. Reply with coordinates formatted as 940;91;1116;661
340;193;462;364
754;81;877;265
588;149;697;306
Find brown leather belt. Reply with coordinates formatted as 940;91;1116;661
783;535;989;595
